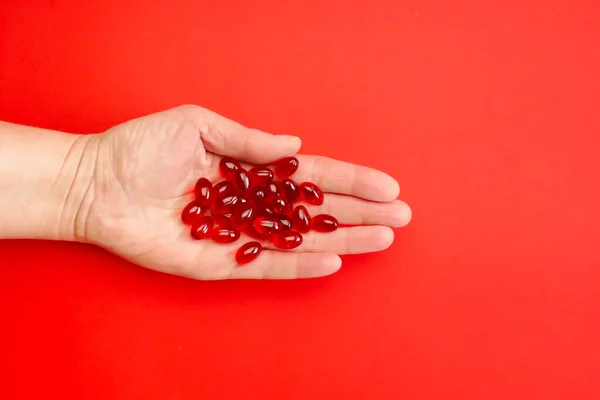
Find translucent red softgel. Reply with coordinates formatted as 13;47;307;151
281;178;300;202
265;181;282;200
248;166;274;187
291;205;311;233
272;230;303;250
311;214;339;232
244;224;271;240
231;201;257;228
274;157;299;179
219;157;241;180
233;169;250;194
299;182;324;205
260;205;276;216
253;216;283;235
248;186;267;203
181;156;338;265
191;216;214;240
213;213;233;227
212;193;240;215
272;197;292;214
194;178;212;207
211;227;240;243
278;215;292;230
236;241;263;265
213;181;235;198
181;201;205;225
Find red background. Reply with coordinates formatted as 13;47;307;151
2;0;600;399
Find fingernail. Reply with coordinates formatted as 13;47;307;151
279;135;300;141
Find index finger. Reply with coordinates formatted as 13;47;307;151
294;155;400;202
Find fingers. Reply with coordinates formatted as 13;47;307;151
178;105;301;164
172;195;407;279
306;194;412;228
264;226;395;255
177;106;400;202
294;155;400;202
228;251;342;279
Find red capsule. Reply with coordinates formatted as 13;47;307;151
231;201;257;228
278;214;292;230
191;216;214;240
213;181;235;199
274;157;299;179
244;224;271;241
260;205;276;216
235;241;263;265
233;169;250;194
311;214;339;232
248;166;274;187
281;178;300;203
181;201;205;225
212;193;240;215
266;181;282;200
219;157;241;180
272;230;303;250
248;186;268;203
211;227;240;243
213;213;233;227
253;216;283;235
291;205;311;233
299;182;324;206
194;178;212;207
273;197;292;214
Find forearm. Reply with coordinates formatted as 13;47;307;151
0;121;95;241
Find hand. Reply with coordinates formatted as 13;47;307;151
77;105;411;279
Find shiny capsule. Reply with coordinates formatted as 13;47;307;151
281;178;300;203
273;197;292;214
194;177;213;207
248;186;268;204
213;213;233;227
231;201;257;228
272;230;303;250
233;168;250;194
244;224;271;241
278;215;292;230
191;216;214;239
260;205;275;216
248;166;274;187
274;157;299;179
266;181;282;200
212;181;235;200
253;216;283;235
181;201;205;225
311;214;339;232
291;205;311;233
219;157;241;180
211;227;240;243
299;182;324;206
212;193;240;215
235;241;263;265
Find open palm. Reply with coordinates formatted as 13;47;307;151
82;105;411;279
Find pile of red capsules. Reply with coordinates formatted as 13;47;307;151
181;156;339;265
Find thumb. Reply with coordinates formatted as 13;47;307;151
179;105;301;164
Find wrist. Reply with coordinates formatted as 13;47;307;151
0;121;98;242
54;134;100;243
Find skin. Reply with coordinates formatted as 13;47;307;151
0;105;411;279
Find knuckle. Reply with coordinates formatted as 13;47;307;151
310;155;327;183
174;104;204;115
